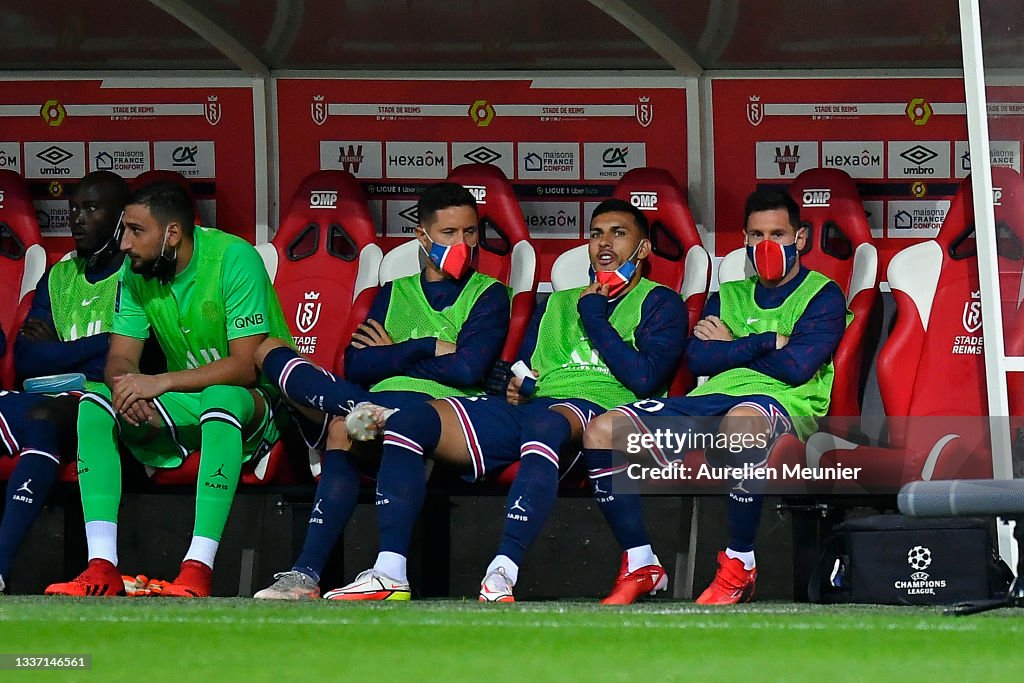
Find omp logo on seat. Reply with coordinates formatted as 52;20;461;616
465;185;487;204
629;191;658;211
802;188;831;207
309;190;338;209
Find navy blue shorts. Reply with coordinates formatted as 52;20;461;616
611;393;794;467
437;395;604;481
0;390;52;456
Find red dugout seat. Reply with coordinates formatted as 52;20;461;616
149;170;382;486
378;164;537;362
449;164;537;361
719;168;878;421
808;169;1024;490
0;170;47;390
551;168;711;395
788;169;879;418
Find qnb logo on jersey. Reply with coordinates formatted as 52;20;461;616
629;191;658;211
802;188;831;208
465;185;487;205
296;290;322;334
309;190;338;210
234;313;264;329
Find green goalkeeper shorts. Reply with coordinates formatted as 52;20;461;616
101;387;286;469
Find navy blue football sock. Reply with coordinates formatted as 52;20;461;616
0;419;61;578
496;412;571;565
292;449;360;582
583;447;650;551
261;345;366;416
725;446;767;553
376;406;442;556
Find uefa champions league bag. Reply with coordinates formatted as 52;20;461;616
808;514;1013;605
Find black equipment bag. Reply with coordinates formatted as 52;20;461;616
809;514;1014;605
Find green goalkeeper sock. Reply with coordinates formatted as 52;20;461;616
77;393;123;524
193;386;256;542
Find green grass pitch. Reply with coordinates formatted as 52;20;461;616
1;598;1022;681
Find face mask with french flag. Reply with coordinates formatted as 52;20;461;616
423;236;473;279
746;239;798;281
588;241;643;298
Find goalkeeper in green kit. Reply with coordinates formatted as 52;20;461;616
46;181;292;598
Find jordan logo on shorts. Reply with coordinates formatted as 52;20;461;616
16;479;33;495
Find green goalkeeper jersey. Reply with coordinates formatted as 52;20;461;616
113;226;292;386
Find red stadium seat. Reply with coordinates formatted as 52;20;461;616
788;168;879;418
448;164;537;361
149;170;382;486
718;169;879;423
808;169;1024;490
500;169;709;489
378;164;537;362
550;168;711;395
0;170;47;390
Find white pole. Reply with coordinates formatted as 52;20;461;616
959;0;1017;568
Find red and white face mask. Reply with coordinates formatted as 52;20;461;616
746;239;798;281
423;235;474;279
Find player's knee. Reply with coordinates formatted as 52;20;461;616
254;337;291;370
27;401;58;423
584;410;623;450
384;403;441;451
326;415;351;450
199;384;254;422
521;409;572;452
78;393;116;430
721;406;769;439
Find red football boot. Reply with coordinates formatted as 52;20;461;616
45;559;126;597
695;551;757;605
148;560;213;598
600;552;668;605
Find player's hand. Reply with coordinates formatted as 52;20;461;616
119;398;157;427
693;315;733;342
18;318;59;342
775;333;790;350
111;373;170;413
580;282;610;299
435;340;456;356
506;370;538;406
350;319;393;349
